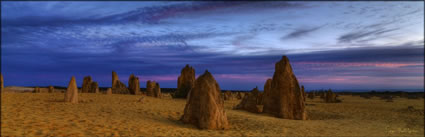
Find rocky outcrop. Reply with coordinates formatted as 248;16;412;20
82;76;100;93
181;70;229;130
33;87;41;93
154;83;162;98
65;76;78;103
81;76;92;93
112;71;129;94
224;90;234;100
301;85;306;102
48;86;54;93
146;80;155;96
324;89;340;103
106;88;112;95
174;64;195;98
146;80;162;98
261;79;272;105
91;82;99;93
0;74;3;92
236;92;243;100
235;87;264;113
128;74;140;95
262;56;306;120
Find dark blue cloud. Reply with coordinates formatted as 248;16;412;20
289;41;424;63
2;1;305;27
338;27;400;43
281;25;325;40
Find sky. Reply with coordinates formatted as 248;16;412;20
1;1;424;91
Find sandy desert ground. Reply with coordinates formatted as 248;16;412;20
1;88;424;136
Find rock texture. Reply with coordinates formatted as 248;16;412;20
146;80;156;96
106;88;112;95
65;76;78;103
262;79;272;105
154;83;162;98
224;91;233;100
325;89;340;103
112;71;129;94
181;70;229;130
81;76;93;93
33;87;41;93
81;76;100;93
48;86;54;93
91;82;99;94
301;85;306;102
262;56;306;120
236;92;243;100
235;87;264;113
174;64;195;98
146;81;161;98
128;74;140;95
0;74;3;92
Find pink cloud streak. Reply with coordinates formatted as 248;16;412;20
298;76;424;87
293;62;423;68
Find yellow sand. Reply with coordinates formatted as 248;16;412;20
1;91;424;136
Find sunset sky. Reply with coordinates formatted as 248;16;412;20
1;1;424;91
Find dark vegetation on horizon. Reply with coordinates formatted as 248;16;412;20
15;86;425;95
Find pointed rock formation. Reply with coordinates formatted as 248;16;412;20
181;70;229;130
235;87;264;113
0;74;3;92
81;76;92;93
48;86;54;93
128;74;140;95
261;78;272;105
112;71;129;94
301;85;306;102
91;82;99;94
146;80;161;98
65;76;78;103
262;56;306;120
174;64;195;98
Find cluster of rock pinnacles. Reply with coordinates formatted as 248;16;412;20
307;89;341;103
10;55;312;129
60;71;163;104
82;76;99;93
174;64;195;98
179;56;309;130
234;56;307;120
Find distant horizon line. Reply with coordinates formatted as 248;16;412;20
4;85;424;92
